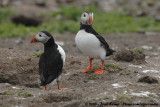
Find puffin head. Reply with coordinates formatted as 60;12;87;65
30;31;54;44
81;12;93;25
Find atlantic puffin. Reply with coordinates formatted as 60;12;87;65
75;12;115;74
30;31;67;91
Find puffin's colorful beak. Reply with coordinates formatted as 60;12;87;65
30;35;39;43
90;13;93;25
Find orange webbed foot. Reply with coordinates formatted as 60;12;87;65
94;69;103;74
57;82;68;90
81;67;93;73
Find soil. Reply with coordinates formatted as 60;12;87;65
0;33;160;107
113;50;145;64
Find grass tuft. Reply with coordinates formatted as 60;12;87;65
104;64;122;72
88;74;100;80
16;91;32;98
118;94;132;102
30;51;43;57
120;70;131;75
0;90;14;95
133;48;144;53
99;95;109;100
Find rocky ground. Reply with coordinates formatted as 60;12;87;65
0;33;160;107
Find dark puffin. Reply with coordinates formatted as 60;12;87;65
30;31;67;91
75;12;115;74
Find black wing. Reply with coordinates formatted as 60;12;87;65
39;53;45;82
95;34;115;56
95;34;109;49
39;49;63;86
91;29;115;56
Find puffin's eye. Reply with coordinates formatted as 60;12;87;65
39;34;42;37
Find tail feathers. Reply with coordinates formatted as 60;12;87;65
40;75;57;86
40;81;45;86
106;48;115;56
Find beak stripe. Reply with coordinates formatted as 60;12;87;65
30;35;36;43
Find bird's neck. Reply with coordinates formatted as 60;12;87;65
80;23;98;35
44;38;56;50
80;23;93;31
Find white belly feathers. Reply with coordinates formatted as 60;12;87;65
57;45;66;64
75;30;106;60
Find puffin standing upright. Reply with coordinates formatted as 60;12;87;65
30;31;67;91
75;12;115;74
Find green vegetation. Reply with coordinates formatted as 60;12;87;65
99;95;109;100
30;51;43;57
1;4;160;38
118;94;132;102
133;48;144;53
120;70;131;75
2;90;14;95
88;74;100;80
104;64;122;72
0;7;16;22
0;90;32;98
16;91;32;98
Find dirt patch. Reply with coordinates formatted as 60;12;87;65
0;71;19;85
41;90;83;103
0;48;40;88
42;94;71;103
113;50;145;64
138;76;159;84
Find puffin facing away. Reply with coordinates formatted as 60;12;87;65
30;31;67;91
75;12;115;74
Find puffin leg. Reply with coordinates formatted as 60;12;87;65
45;85;47;91
81;58;93;73
57;82;68;90
94;61;104;74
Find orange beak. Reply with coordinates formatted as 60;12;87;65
30;35;39;43
90;13;93;25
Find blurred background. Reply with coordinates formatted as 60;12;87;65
0;0;160;38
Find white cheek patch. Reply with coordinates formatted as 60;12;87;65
81;16;89;25
36;34;50;44
40;36;50;43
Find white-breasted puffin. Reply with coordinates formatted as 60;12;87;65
30;31;67;91
75;12;115;74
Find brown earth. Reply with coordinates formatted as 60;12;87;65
0;33;160;107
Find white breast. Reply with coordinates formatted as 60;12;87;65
75;30;106;60
57;45;66;64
